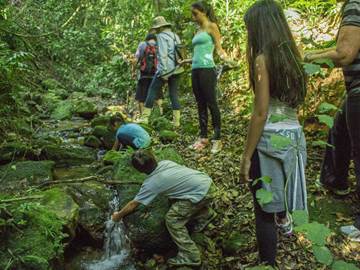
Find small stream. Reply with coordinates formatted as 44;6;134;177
82;191;136;270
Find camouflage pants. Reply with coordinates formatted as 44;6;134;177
165;184;216;260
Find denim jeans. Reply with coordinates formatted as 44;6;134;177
144;74;180;110
320;88;360;197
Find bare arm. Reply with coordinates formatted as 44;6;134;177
240;55;270;182
112;139;120;151
112;200;140;222
208;23;229;61
305;26;360;67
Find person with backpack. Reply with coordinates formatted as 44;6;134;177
138;16;183;128
135;33;164;116
240;0;308;266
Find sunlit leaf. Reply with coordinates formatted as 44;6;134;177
292;210;309;226
318;102;338;113
317;114;334;128
256;188;273;207
312;140;334;148
303;63;321;75
270;134;292;149
312;245;333;265
313;58;335;68
269;114;288;123
295;222;331;246
252;176;272;186
331;260;360;270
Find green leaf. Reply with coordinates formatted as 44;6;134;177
312;245;333;266
270;134;292;149
312;140;334;149
252;176;272;186
269;114;288;123
303;63;321;75
292;210;309;226
317;114;334;128
318;102;338;113
295;222;331;246
256;188;273;207
313;58;335;68
331;260;360;270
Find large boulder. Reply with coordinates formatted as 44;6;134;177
41;144;96;167
84;135;102;148
90;115;112;128
51;100;73;120
0;160;55;193
115;147;183;254
0;141;33;164
67;182;112;244
74;100;97;119
40;187;80;239
92;125;115;150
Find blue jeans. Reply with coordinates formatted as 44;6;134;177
144;75;180;110
320;88;360;197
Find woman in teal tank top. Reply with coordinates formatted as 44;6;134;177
181;1;232;154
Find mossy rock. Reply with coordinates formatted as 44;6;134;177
90;115;112;128
41;144;96;167
84;135;102;148
74;100;97;119
222;231;252;254
67;182;112;243
40;187;79;239
0;160;55;193
51;100;73;120
0;202;65;270
0;141;32;164
150;116;173;132
103;150;123;165
159;130;178;144
92;126;115;150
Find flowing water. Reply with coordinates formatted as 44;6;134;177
83;190;136;270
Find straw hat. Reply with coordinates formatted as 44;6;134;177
151;16;172;29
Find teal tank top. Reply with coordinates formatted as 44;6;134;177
192;31;215;69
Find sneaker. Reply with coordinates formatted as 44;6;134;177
340;225;360;242
210;140;222;154
315;179;350;196
167;253;201;267
189;138;209;151
275;213;293;236
193;209;217;233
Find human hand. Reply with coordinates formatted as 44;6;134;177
111;211;122;222
239;157;251;184
303;51;317;62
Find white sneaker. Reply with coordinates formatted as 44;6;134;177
340;225;360;242
210;140;222;154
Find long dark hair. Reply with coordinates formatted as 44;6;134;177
244;0;307;108
191;1;218;25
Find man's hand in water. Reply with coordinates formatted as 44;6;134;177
111;211;122;222
111;200;140;222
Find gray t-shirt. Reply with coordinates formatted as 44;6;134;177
134;160;212;206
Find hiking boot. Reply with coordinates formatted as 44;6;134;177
340;225;360;242
136;107;151;124
167;252;201;267
193;208;217;233
275;213;293;236
173;110;181;128
189;138;209;151
315;179;351;196
210;140;222;154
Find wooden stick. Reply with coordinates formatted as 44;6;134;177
0;195;43;204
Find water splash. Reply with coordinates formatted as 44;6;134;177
83;190;136;270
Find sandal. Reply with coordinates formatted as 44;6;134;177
189;138;209;151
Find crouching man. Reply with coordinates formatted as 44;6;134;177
111;149;217;267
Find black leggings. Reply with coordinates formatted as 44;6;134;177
192;68;221;140
249;151;286;266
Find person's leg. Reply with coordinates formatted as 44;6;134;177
192;69;208;139
167;75;181;127
346;89;360;198
165;200;201;266
202;68;221;140
250;151;277;266
144;76;164;109
155;85;164;115
355;214;360;230
320;100;351;193
135;79;147;115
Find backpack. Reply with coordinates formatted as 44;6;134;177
140;42;157;76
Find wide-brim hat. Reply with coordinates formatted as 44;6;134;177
151;16;172;29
